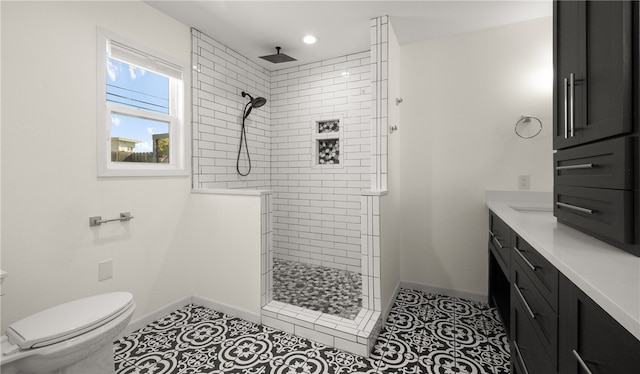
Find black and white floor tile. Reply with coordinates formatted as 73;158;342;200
272;258;363;319
114;289;509;374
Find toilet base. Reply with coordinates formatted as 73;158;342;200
1;344;115;374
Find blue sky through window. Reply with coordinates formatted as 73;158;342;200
107;58;170;153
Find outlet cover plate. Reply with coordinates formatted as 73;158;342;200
98;259;113;281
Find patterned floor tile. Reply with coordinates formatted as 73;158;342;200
114;292;510;374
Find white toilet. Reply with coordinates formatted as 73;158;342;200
0;292;135;374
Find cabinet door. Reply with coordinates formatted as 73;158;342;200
559;275;640;374
554;0;582;149
581;0;633;144
553;0;633;150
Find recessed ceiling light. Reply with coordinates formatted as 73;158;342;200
303;35;317;45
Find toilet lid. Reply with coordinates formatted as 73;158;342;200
5;292;134;349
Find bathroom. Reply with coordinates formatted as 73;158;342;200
5;0;630;373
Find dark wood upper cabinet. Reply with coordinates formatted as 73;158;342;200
553;0;639;257
553;0;633;150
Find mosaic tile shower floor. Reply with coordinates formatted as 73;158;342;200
272;258;362;319
114;289;510;373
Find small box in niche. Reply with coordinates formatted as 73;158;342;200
318;139;339;164
318;119;339;133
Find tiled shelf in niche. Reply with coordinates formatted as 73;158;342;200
318;119;340;133
312;116;343;168
318;138;339;164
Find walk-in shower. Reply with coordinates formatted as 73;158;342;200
191;16;390;355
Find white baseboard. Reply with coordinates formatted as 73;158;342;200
118;284;481;341
191;295;261;324
119;296;192;337
119;294;261;338
400;281;487;303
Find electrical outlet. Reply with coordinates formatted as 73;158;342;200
518;175;531;190
98;259;113;281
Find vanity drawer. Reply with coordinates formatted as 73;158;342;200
489;211;511;277
554;137;633;189
512;234;558;312
554;186;634;244
511;287;557;374
512;261;558;367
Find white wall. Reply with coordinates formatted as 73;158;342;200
380;21;401;312
398;18;553;298
1;1;264;331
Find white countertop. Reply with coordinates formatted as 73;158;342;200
486;191;640;341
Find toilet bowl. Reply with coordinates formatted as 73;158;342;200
0;292;135;374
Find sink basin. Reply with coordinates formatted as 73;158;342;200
509;205;553;214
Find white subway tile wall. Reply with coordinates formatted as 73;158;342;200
260;192;273;308
270;51;372;272
371;16;389;191
191;29;272;190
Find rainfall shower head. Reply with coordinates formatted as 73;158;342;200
259;46;296;63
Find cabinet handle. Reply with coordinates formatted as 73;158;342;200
556;202;595;214
514;283;536;320
563;77;569;139
513;341;530;374
488;229;495;237
492;236;503;249
514;247;537;271
569;72;575;138
555;163;595;170
572;350;594;374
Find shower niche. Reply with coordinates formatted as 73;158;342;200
313;118;342;166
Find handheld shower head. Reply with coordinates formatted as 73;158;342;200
252;96;267;108
237;92;268;177
241;91;267;118
242;91;267;109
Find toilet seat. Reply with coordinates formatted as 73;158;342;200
5;292;134;350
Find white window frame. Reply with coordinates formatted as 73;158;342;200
96;28;188;177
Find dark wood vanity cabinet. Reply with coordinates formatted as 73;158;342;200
553;0;640;257
558;275;640;374
488;211;640;374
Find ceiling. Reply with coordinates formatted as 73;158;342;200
147;0;552;71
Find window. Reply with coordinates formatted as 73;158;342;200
96;29;187;177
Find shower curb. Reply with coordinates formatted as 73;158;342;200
261;301;382;357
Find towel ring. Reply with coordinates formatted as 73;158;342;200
515;115;542;139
